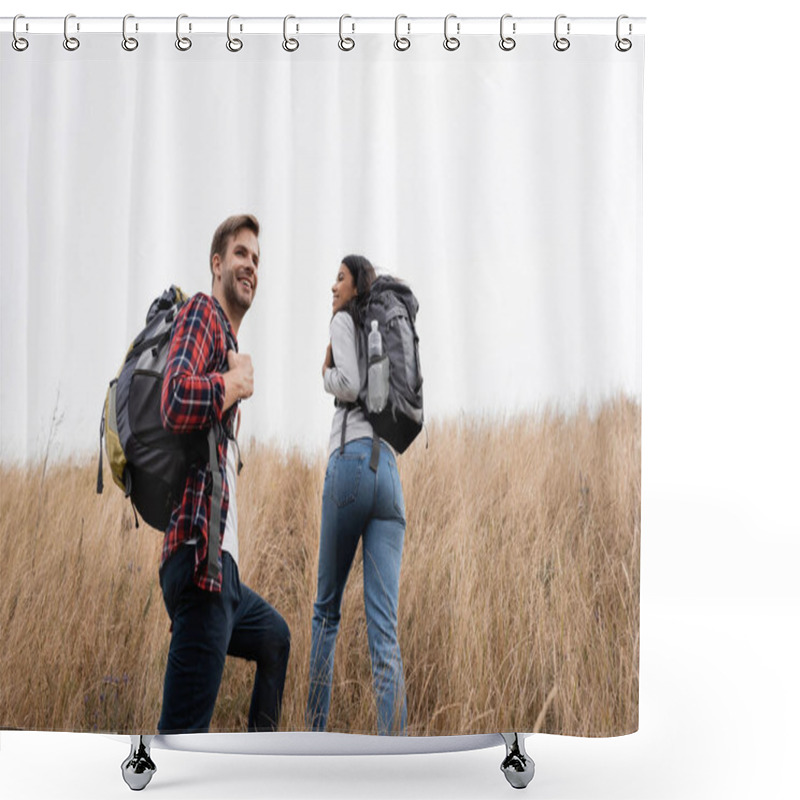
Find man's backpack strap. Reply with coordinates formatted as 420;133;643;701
206;424;223;583
97;405;105;495
205;299;243;582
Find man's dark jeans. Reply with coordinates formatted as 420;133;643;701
158;545;290;734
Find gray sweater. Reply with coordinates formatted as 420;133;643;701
324;311;374;456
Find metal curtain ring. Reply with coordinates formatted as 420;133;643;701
122;14;139;51
176;14;192;51
615;14;632;51
443;14;460;51
338;14;355;51
394;14;410;51
282;15;299;52
499;13;516;51
226;15;243;52
12;15;29;51
63;13;80;51
553;14;570;51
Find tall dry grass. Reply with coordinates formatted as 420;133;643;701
0;396;639;737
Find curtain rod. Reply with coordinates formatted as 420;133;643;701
2;16;646;36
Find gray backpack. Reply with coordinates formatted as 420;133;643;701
341;276;424;469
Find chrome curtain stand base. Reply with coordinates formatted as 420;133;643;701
500;733;535;789
118;732;533;790
121;735;156;791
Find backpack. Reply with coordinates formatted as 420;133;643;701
341;275;424;469
96;286;220;531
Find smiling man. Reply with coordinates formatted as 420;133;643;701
157;214;290;734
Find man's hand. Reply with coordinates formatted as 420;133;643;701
223;350;254;412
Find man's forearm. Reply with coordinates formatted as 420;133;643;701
161;371;226;432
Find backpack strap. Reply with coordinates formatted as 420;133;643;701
206;423;223;583
206;299;234;583
129;496;140;529
339;403;381;472
369;431;380;473
96;405;105;495
340;406;350;454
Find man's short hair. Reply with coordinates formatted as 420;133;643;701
209;214;260;274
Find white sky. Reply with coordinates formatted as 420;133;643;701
0;16;642;462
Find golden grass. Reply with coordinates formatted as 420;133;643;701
0;395;639;737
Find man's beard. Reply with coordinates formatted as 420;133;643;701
223;269;253;316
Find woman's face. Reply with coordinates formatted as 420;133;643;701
331;263;357;314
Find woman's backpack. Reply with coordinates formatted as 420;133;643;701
342;275;424;469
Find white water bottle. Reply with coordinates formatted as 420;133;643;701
367;319;390;414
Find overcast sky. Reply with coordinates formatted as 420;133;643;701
0;32;641;462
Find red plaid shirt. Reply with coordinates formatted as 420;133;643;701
160;293;237;593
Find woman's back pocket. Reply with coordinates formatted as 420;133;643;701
331;453;364;508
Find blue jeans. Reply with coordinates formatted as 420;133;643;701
306;438;407;734
158;546;291;734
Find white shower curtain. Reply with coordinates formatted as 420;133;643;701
1;19;643;739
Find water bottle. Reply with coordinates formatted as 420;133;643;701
367;319;390;414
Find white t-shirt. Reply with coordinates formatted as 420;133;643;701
221;437;239;566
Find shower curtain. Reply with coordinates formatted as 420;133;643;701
0;18;643;739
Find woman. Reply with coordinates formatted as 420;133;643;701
306;254;408;735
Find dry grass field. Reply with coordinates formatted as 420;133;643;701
0;396;639;737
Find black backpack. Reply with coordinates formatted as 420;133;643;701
97;286;222;532
341;276;424;469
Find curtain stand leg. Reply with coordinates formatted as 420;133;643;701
121;734;156;791
500;732;535;789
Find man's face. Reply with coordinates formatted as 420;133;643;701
214;228;259;315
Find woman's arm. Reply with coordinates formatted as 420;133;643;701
323;312;360;403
